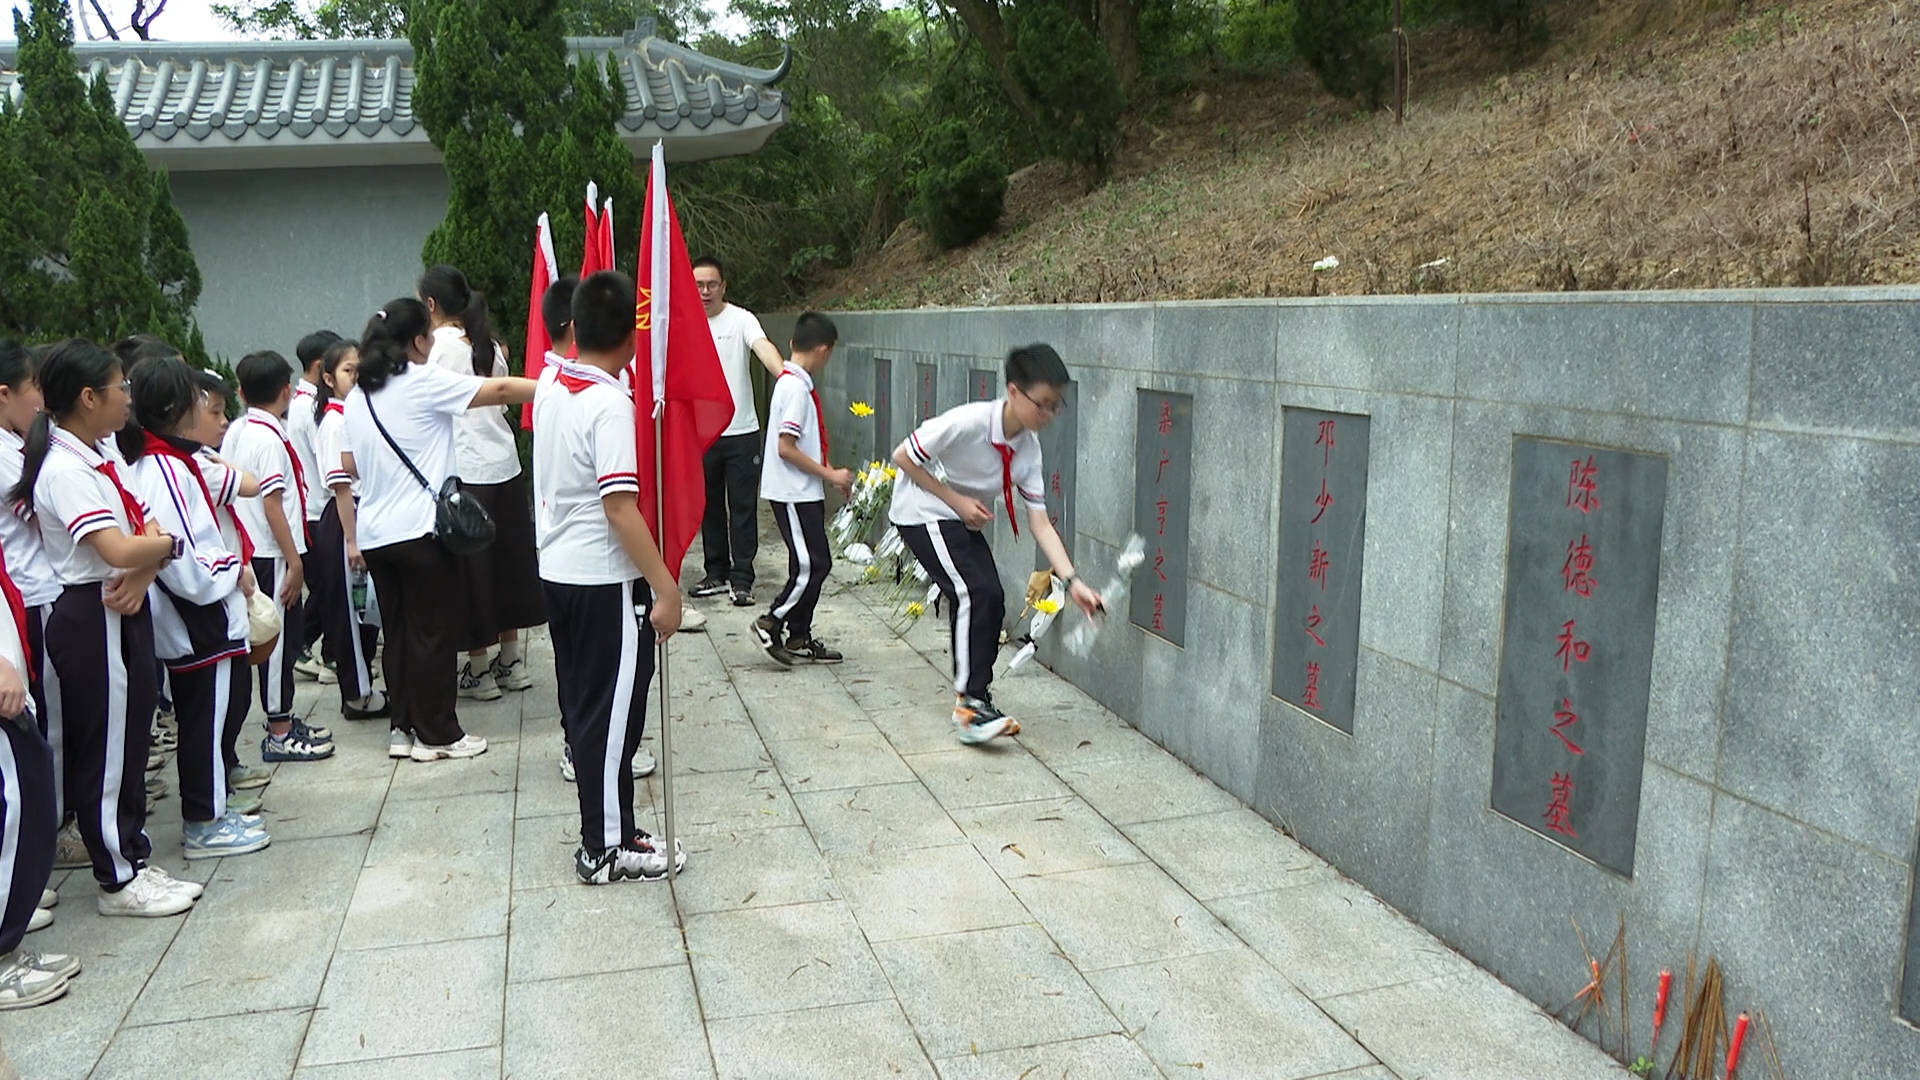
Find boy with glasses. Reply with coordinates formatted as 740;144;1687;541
888;344;1101;744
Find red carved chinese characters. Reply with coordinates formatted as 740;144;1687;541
1157;450;1171;483
1155;497;1168;537
1308;541;1330;591
1152;592;1165;631
1561;534;1595;597
1305;604;1325;647
1555;619;1592;672
1311;478;1333;526
1158;400;1174;437
1316;419;1335;466
1567;455;1600;514
1542;772;1577;837
1550;698;1584;755
1295;416;1338;715
1303;661;1322;710
1153;548;1168;582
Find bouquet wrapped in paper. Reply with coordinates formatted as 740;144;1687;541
830;459;896;556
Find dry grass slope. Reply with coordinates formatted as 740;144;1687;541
819;0;1919;308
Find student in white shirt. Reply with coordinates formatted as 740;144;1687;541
0;539;71;1008
120;356;270;861
889;344;1103;745
532;270;685;884
12;340;197;917
308;340;387;722
753;313;851;666
348;299;536;764
289;330;340;682
418;265;547;700
690;256;784;607
222;352;333;764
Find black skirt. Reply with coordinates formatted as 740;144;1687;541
455;470;548;650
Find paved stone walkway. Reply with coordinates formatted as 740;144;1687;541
0;542;1628;1079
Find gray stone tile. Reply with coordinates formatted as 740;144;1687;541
504;965;713;1079
792;781;968;858
1694;794;1920;1080
1069;368;1143;552
910;745;1072;809
1121;807;1329;901
1275;298;1457;396
511;812;592;891
1720;432;1920;857
386;737;521;802
189;833;370;921
707;999;937;1080
0;971;148;1080
363;789;514;869
1209;878;1472;1001
865;696;970;756
832;842;1028;943
1007;696;1160;768
1322;970;1628;1080
505;881;682;984
839;664;956;717
301;936;506;1067
1088;947;1378;1079
1750;301;1920;436
257;775;389;842
1455;299;1751;424
875;924;1120;1059
295;1047;502;1080
745;690;878;742
1054;742;1244;826
126;906;341;1025
1149;301;1278;383
958;796;1146;878
1009;862;1237;971
672;765;803;835
97;1006;311;1080
766;730;917;792
668;712;774;775
673;825;839;915
337;854;510;950
1135;583;1264;802
933;1033;1163;1080
685;900;892;1020
511;734;581;820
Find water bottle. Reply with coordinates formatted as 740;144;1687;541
350;567;369;619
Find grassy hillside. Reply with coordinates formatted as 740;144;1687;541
816;0;1918;308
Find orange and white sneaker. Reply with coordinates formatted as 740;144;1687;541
952;695;1015;744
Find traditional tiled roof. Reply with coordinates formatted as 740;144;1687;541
0;19;789;170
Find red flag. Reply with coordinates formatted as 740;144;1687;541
519;212;558;430
633;144;731;581
597;197;614;270
579;181;607;281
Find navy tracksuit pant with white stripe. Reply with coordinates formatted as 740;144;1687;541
46;585;156;888
0;715;55;956
544;579;654;853
252;557;302;723
24;604;64;821
310;504;379;702
898;520;1005;701
769;501;830;640
168;657;247;823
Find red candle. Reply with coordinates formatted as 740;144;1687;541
1726;1012;1750;1077
1652;969;1672;1046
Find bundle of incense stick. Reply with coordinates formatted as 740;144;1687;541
1666;955;1726;1080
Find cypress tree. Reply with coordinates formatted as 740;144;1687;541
0;0;205;360
411;0;644;364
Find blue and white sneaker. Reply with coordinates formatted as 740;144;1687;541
261;730;334;762
183;815;271;860
290;717;332;743
220;808;263;829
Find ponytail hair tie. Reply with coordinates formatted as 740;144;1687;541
376;308;388;319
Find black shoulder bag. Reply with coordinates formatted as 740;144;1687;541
364;392;495;555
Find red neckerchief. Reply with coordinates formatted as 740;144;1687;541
196;449;255;563
93;458;147;533
248;413;308;524
142;431;220;519
777;368;830;465
991;441;1018;536
0;540;32;685
324;400;344;416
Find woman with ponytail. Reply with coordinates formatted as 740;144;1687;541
308;340;385;721
120;355;269;862
418;265;547;701
15;341;196;918
345;300;536;764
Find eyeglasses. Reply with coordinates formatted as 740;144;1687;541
1014;385;1066;416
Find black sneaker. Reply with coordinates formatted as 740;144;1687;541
730;584;754;607
785;636;844;664
952;694;1017;744
753;615;794;667
691;576;729;598
574;839;676;884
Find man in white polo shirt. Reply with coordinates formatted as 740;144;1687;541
691;257;784;607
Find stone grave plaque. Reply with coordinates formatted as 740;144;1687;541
1491;438;1667;877
872;356;894;463
1131;390;1193;645
916;360;938;423
1271;409;1370;733
970;367;997;403
1904;834;1920;1021
1034;381;1078;568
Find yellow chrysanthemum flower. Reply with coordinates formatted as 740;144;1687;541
863;565;880;580
1034;598;1061;615
850;402;875;417
905;602;925;618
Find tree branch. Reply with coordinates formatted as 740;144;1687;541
88;0;122;41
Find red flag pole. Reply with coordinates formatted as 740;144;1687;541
646;141;679;894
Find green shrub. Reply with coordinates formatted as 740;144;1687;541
909;121;1007;250
1010;1;1125;177
1222;0;1297;71
1291;0;1390;105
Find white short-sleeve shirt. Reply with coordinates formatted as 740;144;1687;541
289;379;327;523
32;428;149;586
707;303;769;437
428;327;522;485
220;408;308;558
888;399;1046;528
344;361;484;551
316;404;356;497
760;363;824;504
531;361;642;586
0;428;64;608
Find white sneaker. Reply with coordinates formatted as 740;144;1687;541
410;734;488;762
679;606;708;632
141;864;204;900
458;662;502;701
560;742;575;783
0;952;69;1010
631;747;657;778
489;656;533;692
388;729;415;759
53;821;88;870
26;908;50;933
37;888;56;910
98;868;195;917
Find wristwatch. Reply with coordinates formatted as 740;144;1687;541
168;535;186;563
